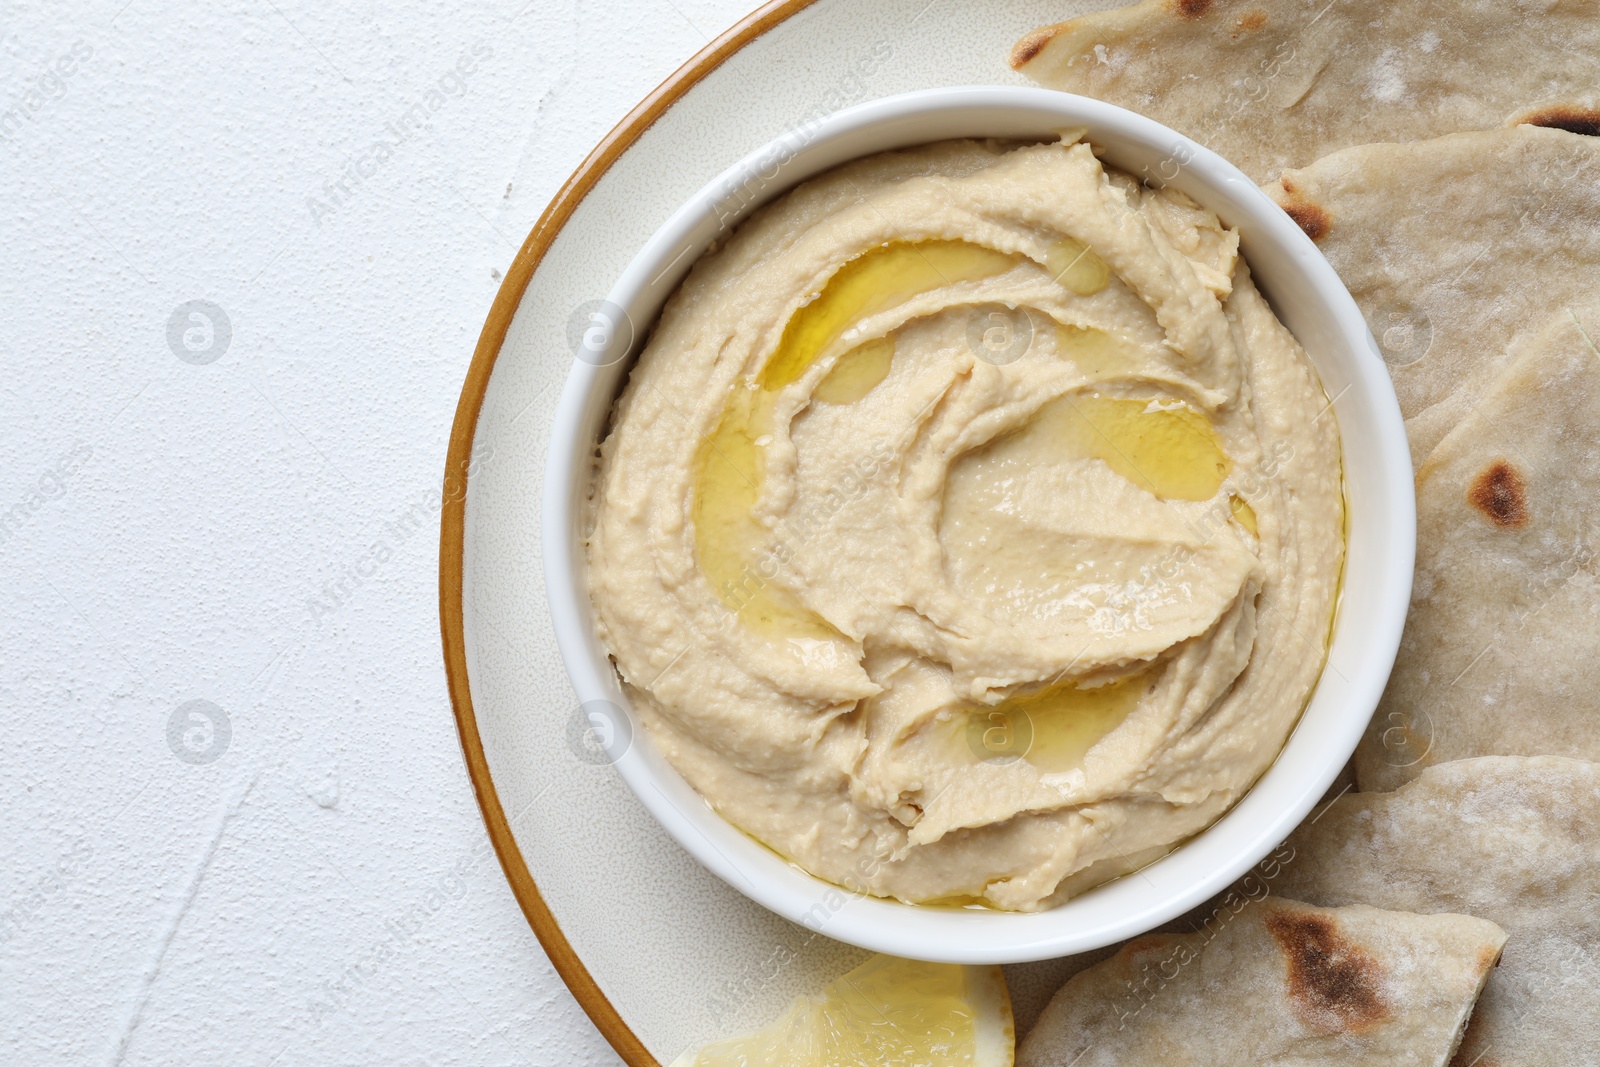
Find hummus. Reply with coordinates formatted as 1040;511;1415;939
586;137;1343;911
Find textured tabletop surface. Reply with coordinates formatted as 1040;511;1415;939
0;1;762;1063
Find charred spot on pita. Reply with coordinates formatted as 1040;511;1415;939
1519;105;1600;138
1468;460;1529;528
1264;908;1390;1034
1237;10;1268;30
1282;200;1330;240
1010;25;1058;67
1174;0;1214;18
1475;943;1505;973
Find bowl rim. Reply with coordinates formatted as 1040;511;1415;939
537;85;1415;964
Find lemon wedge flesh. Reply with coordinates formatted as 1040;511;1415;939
669;954;1014;1067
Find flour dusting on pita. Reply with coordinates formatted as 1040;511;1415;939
1011;0;1600;184
1356;313;1600;789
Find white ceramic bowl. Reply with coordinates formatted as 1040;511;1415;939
542;86;1414;964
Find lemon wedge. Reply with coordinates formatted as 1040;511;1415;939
669;954;1014;1067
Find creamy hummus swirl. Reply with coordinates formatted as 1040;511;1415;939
586;137;1343;911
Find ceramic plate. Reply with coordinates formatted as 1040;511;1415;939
442;2;1176;1063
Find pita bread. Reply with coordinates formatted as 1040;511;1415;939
1276;757;1600;1066
1018;895;1504;1067
1355;313;1600;790
1260;125;1600;464
1010;0;1600;185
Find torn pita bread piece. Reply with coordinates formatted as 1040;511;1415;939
1017;896;1504;1067
1277;756;1600;1066
1355;313;1600;790
1010;0;1600;184
1265;125;1600;465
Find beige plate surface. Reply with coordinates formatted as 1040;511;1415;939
440;1;1129;1063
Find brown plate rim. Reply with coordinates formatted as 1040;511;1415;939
437;2;822;1064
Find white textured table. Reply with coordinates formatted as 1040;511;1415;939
1;1;758;1062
